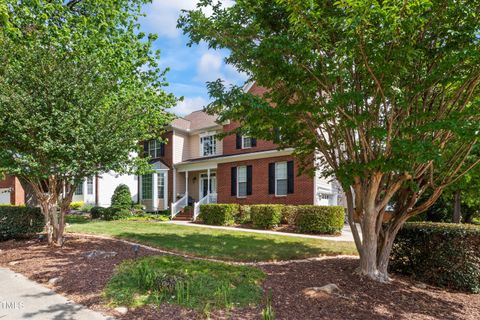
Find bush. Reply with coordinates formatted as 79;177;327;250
111;184;133;209
0;206;44;240
251;205;283;229
295;206;344;234
70;201;84;210
80;203;93;213
102;207;132;221
90;206;105;219
390;222;480;293
281;205;298;225
199;204;238;226
235;205;252;224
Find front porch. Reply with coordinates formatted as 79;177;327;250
171;167;218;220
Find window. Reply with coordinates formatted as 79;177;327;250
142;174;152;200
200;134;217;157
275;162;288;196
242;136;252;149
87;177;94;195
74;182;83;195
148;140;164;158
237;166;247;197
158;173;165;199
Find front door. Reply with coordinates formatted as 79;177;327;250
200;173;216;198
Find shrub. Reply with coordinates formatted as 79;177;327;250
235;205;252;224
390;222;480;293
111;184;133;209
90;206;105;219
281;205;298;225
251;205;283;229
0;206;44;240
295;206;344;234
199;204;238;226
69;201;84;210
102;207;132;221
80;203;94;213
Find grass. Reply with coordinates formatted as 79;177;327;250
104;255;265;312
66;219;357;262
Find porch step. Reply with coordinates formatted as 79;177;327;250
173;212;193;221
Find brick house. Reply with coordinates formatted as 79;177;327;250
140;83;343;219
0;175;26;205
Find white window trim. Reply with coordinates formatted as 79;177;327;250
241;136;252;149
275;162;288;197
87;177;94;195
237;166;247;198
200;132;217;157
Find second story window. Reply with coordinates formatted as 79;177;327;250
148;140;165;158
242;136;252;149
200;134;217;157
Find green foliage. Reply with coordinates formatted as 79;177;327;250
251;205;283;229
104;255;265;311
235;205;252;224
262;289;275;320
111;184;133;209
280;205;298;225
90;207;106;220
80;204;94;213
199;204;238;226
390;222;480;293
296;206;345;234
102;207;132;221
0;206;44;240
69;201;84;210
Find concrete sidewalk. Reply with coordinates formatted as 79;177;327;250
0;268;113;320
167;221;361;242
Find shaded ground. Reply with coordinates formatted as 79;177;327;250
0;235;479;319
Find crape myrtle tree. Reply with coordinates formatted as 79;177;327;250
179;0;480;281
0;0;176;246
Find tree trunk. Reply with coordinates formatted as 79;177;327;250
453;190;461;223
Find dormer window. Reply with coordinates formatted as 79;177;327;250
200;133;217;157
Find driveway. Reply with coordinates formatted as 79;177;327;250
0;268;113;320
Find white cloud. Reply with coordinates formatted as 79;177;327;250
173;96;209;116
195;51;249;86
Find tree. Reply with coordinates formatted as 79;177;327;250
0;0;176;246
111;184;133;209
179;0;480;281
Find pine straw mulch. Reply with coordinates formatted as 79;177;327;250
0;235;479;320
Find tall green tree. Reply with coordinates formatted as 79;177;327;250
179;0;480;281
0;0;176;245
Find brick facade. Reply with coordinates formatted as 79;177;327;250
217;155;314;205
0;175;25;205
222;122;279;156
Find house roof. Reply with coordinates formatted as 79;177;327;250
171;110;220;132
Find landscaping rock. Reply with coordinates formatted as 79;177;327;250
82;250;117;259
114;306;128;315
48;277;63;285
415;282;427;289
302;284;340;298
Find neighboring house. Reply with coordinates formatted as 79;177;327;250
0;175;26;205
140;83;343;218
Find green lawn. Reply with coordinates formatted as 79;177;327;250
67;218;357;262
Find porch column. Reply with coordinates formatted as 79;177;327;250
185;171;189;203
139;175;143;205
172;168;176;203
164;172;168;210
152;172;158;211
207;168;211;204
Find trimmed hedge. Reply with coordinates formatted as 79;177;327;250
251;205;283;229
199;204;238;226
281;205;298;225
0;206;44;240
111;184;133;209
390;222;480;293
236;205;252;224
295;206;344;234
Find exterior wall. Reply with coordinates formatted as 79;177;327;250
97;172;138;207
222;122;278;156
172;130;188;163
217;155;314;205
189;133;200;159
0;176;25;205
187;172;200;202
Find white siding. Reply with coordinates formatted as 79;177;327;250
0;188;10;204
173;131;189;163
97;172;138;207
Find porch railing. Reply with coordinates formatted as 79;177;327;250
171;195;188;219
193;192;218;221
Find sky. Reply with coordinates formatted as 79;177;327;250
139;1;247;117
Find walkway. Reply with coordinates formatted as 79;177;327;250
166;221;360;242
0;268;113;320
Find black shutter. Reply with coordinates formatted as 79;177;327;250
236;133;242;149
268;163;275;194
287;160;294;194
231;167;237;196
246;165;253;195
160;142;165;157
143;140;149;156
251;138;257;147
273;128;280;143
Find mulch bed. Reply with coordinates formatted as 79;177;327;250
0;235;479;320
